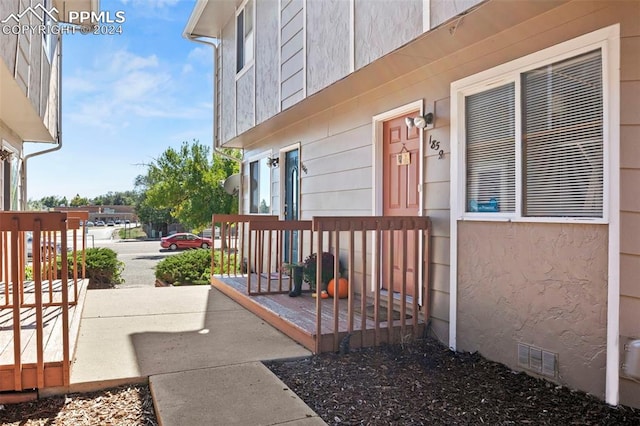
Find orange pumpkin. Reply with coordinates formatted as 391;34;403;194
327;278;349;299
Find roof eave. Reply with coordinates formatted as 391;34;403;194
183;0;236;40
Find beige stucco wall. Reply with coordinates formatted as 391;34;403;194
457;222;608;398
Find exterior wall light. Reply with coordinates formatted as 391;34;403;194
266;157;279;168
405;112;434;130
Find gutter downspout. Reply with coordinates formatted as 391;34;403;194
184;33;244;212
21;35;64;210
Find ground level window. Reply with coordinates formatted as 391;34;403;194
249;157;271;214
462;49;603;219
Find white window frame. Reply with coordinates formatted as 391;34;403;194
451;26;619;225
449;24;621;405
246;150;272;214
235;0;255;78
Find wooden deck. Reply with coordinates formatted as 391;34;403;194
211;274;426;353
0;279;89;391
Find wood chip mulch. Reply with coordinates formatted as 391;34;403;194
266;338;640;426
0;385;157;426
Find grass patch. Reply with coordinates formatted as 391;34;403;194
118;226;147;239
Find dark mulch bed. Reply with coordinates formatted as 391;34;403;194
266;338;640;425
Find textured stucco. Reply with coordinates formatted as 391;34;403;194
306;0;350;96
354;0;422;70
236;71;255;135
255;0;279;124
42;42;58;137
28;27;42;116
430;0;484;28
457;221;608;398
220;20;236;144
0;0;19;75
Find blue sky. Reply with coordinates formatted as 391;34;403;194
25;0;213;201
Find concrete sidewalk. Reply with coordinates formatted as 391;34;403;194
60;286;326;425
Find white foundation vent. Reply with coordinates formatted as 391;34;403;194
623;339;640;379
517;343;557;378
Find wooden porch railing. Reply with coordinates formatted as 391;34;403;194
247;220;313;295
212;214;431;354
211;214;278;279
0;211;88;391
312;216;431;353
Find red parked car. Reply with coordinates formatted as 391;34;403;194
160;233;212;250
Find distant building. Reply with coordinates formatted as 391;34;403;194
55;205;138;224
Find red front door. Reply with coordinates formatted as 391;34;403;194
382;112;421;297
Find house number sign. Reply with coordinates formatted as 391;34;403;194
429;135;445;160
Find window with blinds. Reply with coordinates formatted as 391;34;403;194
463;49;603;218
522;51;603;217
465;83;516;213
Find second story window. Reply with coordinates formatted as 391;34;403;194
236;0;254;74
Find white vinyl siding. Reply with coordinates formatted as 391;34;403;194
459;49;604;220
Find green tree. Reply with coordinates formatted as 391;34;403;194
142;140;240;230
70;194;90;207
38;195;67;208
92;191;139;206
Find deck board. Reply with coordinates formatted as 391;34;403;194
0;279;88;391
212;274;425;353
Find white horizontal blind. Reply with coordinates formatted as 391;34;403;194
523;50;603;217
465;83;516;213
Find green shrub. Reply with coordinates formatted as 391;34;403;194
25;265;33;281
59;247;124;286
155;249;237;286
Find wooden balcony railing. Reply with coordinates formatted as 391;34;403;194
211;214;431;354
0;211;88;391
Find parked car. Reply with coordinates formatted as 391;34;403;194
25;232;66;259
95;221;106;226
160;233;213;250
106;221;115;226
86;221;95;227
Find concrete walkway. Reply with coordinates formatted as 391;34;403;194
59;286;326;425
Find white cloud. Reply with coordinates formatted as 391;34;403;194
105;50;159;73
64;76;97;94
187;46;211;64
65;47;211;131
